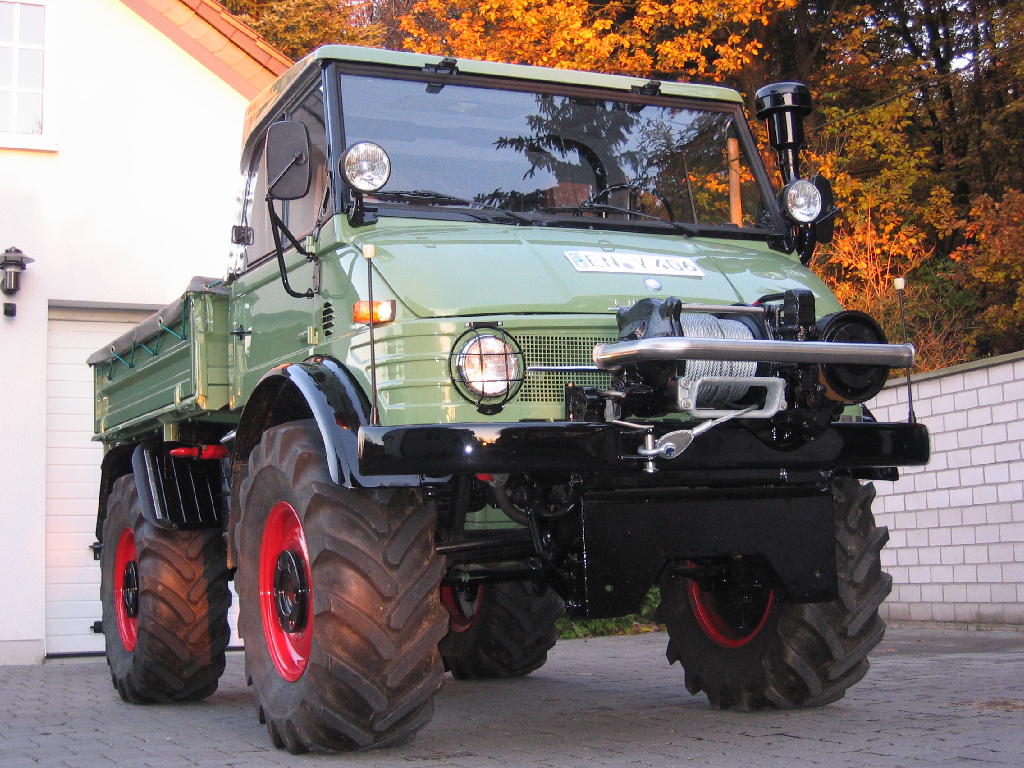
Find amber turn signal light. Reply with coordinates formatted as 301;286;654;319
353;300;396;324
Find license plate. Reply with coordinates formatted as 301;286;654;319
564;250;705;278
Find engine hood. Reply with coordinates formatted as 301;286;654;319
351;218;841;318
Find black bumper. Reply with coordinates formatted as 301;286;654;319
358;420;929;476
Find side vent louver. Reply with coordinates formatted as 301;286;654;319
322;302;335;337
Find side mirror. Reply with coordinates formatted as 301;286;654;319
755;82;812;185
265;120;311;201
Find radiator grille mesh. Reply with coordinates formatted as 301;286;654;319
518;334;617;403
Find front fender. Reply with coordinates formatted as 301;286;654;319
232;357;420;489
226;358;422;570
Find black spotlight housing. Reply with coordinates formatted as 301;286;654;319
755;82;812;185
815;311;891;403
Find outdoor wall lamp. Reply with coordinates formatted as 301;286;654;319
2;247;34;318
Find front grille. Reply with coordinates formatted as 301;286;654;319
518;334;616;403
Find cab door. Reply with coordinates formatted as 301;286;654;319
228;86;331;405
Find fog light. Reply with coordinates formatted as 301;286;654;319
816;311;890;403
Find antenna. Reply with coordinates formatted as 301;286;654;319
363;244;380;426
894;277;916;424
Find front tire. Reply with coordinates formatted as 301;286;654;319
100;475;231;703
439;581;563;679
659;477;891;710
235;420;447;753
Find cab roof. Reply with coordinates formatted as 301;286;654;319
242;45;743;147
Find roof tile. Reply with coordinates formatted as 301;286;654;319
215;43;246;68
179;15;208;41
120;0;292;97
164;4;192;25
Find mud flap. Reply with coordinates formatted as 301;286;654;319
577;486;836;618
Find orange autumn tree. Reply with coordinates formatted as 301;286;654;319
400;0;798;79
952;190;1024;356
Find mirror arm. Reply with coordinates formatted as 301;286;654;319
267;152;306;194
266;199;315;299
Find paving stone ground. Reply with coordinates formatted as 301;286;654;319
1;628;1023;768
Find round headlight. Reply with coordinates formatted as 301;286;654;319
781;179;822;223
449;330;524;411
342;142;391;193
457;334;521;397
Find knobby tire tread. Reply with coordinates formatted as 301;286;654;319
235;420;447;753
660;476;891;711
100;475;231;704
440;581;564;679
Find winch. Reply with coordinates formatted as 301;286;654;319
568;289;911;429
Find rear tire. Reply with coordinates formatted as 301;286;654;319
100;475;231;703
236;420;447;753
659;477;891;710
439;581;563;679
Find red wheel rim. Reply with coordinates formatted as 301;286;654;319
113;528;139;651
687;577;774;649
259;502;313;681
440;585;483;633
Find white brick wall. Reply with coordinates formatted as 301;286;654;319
867;351;1024;628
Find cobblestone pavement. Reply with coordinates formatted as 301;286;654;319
1;628;1023;768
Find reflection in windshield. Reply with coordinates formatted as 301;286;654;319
340;74;771;230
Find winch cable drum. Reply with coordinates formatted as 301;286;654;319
679;313;758;408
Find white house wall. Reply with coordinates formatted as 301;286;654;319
0;0;249;663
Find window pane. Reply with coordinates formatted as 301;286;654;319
341;75;767;228
17;46;40;88
0;5;13;44
287;89;329;237
19;4;43;45
16;90;41;133
0;89;13;132
246;140;274;264
0;46;12;86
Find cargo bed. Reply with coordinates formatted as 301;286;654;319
88;277;233;441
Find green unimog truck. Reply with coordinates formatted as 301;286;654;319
88;45;928;753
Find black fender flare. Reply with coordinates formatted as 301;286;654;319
95;444;136;541
226;357;421;569
231;356;421;490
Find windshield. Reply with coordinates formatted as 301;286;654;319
339;73;775;232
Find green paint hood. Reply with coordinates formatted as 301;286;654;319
354;219;841;318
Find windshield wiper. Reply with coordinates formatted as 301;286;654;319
373;189;474;206
374;189;534;224
540;202;700;235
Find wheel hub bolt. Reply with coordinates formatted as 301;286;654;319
122;561;139;618
273;550;309;633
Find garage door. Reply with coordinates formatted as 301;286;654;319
45;307;241;655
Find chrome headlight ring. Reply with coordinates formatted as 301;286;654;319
448;327;525;414
341;142;391;193
780;178;823;223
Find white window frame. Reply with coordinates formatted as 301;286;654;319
0;0;56;152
